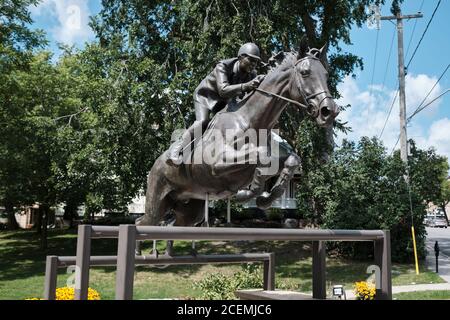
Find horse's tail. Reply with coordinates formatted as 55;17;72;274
142;155;173;225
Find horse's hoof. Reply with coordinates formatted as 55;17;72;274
149;249;159;258
256;193;272;210
164;248;174;257
235;190;255;202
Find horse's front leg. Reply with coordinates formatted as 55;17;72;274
234;145;276;203
255;153;301;209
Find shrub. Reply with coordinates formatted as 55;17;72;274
194;264;263;300
90;215;136;226
266;208;283;221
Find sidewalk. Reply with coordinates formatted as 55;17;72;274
345;283;450;299
425;244;450;283
343;237;450;299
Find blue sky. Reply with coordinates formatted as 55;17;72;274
335;0;450;168
29;0;450;166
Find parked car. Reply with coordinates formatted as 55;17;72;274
427;216;448;228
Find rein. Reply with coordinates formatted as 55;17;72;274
255;87;308;109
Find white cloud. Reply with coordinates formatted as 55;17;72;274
30;0;93;45
415;118;450;162
405;73;443;117
335;73;445;159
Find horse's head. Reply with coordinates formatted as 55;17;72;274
290;37;339;127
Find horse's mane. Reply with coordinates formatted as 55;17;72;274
267;48;323;74
267;51;297;74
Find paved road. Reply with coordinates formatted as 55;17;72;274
426;226;450;282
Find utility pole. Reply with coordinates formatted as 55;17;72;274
380;10;423;163
380;8;422;275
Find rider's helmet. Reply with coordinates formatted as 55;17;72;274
238;43;261;61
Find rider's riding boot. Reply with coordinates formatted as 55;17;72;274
166;138;184;166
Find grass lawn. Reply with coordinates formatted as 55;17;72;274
393;290;450;300
0;228;444;300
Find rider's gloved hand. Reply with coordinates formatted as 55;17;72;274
242;75;265;92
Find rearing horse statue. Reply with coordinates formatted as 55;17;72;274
136;38;339;254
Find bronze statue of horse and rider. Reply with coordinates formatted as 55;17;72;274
135;37;339;255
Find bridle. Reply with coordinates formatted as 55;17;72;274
255;55;333;117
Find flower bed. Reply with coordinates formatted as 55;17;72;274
354;281;376;300
26;287;101;300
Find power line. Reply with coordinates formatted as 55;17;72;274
408;88;450;122
379;89;398;139
405;0;425;60
391;87;450;155
378;25;397;140
407;62;450;121
380;7;424;275
390;134;400;156
369;28;380;97
406;0;442;70
381;27;396;89
377;21;397;140
389;121;412;157
378;1;425;140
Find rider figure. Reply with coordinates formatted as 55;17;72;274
167;42;265;166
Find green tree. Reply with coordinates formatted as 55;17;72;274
5;51;74;248
51;43;171;216
408;140;449;205
315;137;446;262
0;0;46;229
80;0;386;212
438;178;450;225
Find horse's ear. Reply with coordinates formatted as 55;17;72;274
298;36;309;59
319;43;329;70
319;43;328;61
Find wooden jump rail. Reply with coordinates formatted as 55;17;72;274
44;225;392;300
44;252;275;300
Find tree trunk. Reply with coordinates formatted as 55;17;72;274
442;203;449;226
35;206;42;235
40;204;49;250
5;201;19;230
321;126;335;163
63;202;78;229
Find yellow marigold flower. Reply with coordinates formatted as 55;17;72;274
54;287;101;300
353;281;376;300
